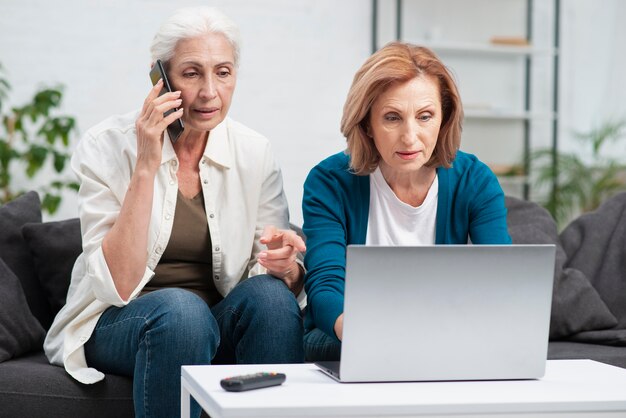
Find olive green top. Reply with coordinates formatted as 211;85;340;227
142;190;222;306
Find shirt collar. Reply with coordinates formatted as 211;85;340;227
161;131;177;164
160;118;232;168
203;118;231;168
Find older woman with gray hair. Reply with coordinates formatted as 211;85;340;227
44;7;305;418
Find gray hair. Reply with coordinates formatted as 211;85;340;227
150;7;241;67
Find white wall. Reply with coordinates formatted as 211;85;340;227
559;0;626;160
0;0;371;225
1;0;625;224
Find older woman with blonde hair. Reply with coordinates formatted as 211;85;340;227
302;42;511;361
44;7;305;418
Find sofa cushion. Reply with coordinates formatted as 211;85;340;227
0;191;52;329
0;352;133;418
0;257;46;363
22;219;82;317
548;341;626;369
558;192;626;344
505;196;618;339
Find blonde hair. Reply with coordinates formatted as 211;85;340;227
341;42;463;175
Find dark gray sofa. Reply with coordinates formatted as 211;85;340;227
0;192;133;418
1;191;625;418
507;194;626;367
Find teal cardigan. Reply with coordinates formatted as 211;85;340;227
302;150;512;339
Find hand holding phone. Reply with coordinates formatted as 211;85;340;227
149;59;184;143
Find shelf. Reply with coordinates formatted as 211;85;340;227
464;108;557;121
497;174;528;200
405;40;556;57
490;166;528;200
373;0;559;201
489;164;525;177
497;175;528;185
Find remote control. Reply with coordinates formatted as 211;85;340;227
220;372;286;392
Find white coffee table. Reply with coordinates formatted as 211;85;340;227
181;360;626;418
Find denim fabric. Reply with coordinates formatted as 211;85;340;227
303;327;341;362
84;275;303;418
211;275;304;365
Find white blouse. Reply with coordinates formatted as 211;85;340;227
44;111;299;384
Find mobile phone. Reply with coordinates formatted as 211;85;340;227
149;59;184;143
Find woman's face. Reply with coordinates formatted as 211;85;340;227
167;33;237;133
368;75;442;176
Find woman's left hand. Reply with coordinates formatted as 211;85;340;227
257;225;306;295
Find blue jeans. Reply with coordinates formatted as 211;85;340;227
303;327;342;362
84;275;304;418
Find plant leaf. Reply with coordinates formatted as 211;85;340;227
32;88;62;117
41;192;62;214
0;69;77;213
67;181;80;192
25;145;48;177
532;118;626;228
52;150;66;172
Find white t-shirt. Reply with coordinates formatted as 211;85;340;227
366;167;438;246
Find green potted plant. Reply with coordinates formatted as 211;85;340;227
531;119;626;229
0;63;79;214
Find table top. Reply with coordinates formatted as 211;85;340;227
182;360;626;418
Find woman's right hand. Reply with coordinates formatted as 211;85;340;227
134;79;183;172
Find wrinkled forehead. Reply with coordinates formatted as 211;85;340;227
169;34;236;66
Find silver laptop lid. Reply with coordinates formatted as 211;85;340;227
340;245;555;382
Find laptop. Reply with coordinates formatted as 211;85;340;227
315;244;556;383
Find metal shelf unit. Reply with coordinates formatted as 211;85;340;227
371;0;560;200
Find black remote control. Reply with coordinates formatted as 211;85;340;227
220;372;286;392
